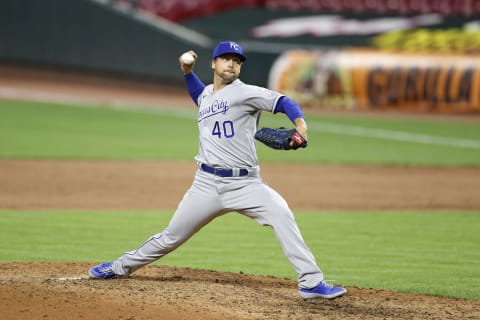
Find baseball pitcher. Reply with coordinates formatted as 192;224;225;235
89;41;347;300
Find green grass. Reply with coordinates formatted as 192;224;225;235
0;99;198;160
1;98;480;301
1;99;480;165
0;210;479;301
259;113;480;165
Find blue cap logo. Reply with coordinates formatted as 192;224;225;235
212;41;247;62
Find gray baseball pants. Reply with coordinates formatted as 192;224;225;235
112;169;324;289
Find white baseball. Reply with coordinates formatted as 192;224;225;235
181;52;195;65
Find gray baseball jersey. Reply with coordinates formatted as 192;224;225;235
195;79;281;168
111;78;324;289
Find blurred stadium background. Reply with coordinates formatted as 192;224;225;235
1;0;480;113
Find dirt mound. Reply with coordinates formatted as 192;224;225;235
1;262;478;320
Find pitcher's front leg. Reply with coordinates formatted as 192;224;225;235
114;180;224;275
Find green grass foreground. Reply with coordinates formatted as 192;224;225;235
1;99;480;165
1;210;478;301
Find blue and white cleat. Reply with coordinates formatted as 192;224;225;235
299;281;347;300
89;262;116;279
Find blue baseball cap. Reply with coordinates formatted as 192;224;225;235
212;41;247;62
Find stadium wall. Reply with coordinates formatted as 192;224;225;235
0;0;279;86
0;0;209;84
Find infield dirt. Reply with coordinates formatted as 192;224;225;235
0;65;479;319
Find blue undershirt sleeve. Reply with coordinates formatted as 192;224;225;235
274;96;305;122
184;72;205;107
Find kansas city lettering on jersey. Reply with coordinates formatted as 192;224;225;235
198;99;230;122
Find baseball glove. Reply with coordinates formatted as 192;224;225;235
255;127;307;150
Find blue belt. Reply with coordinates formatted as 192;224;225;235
200;164;248;177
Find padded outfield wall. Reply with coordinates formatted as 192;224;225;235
0;0;210;83
268;49;480;113
0;0;279;87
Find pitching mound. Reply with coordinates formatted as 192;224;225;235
1;262;478;320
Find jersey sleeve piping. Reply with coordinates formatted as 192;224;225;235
184;72;206;107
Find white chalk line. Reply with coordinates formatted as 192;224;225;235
1;85;479;149
50;275;91;281
309;122;480;150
